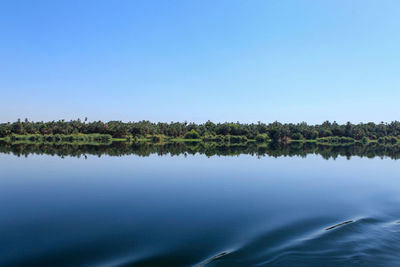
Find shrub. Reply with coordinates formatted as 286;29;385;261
230;135;247;143
152;136;161;142
255;135;265;142
184;129;200;139
361;136;368;144
291;133;303;140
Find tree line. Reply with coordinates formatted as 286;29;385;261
1;119;400;143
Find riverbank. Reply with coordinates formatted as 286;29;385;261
0;134;113;145
1;134;399;146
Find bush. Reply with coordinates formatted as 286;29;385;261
184;129;200;139
214;135;224;143
230;135;247;143
152;136;161;142
255;135;265;142
224;135;230;143
291;133;303;140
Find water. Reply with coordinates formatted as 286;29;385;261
1;143;400;266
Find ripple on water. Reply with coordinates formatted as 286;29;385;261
195;216;400;267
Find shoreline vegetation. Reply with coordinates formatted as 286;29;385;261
0;134;398;147
1;119;400;146
2;141;400;160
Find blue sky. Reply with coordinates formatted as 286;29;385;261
1;0;399;124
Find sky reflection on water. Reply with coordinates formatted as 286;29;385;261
0;151;399;266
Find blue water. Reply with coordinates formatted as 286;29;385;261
1;153;400;266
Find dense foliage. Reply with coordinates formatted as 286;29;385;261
1;119;400;142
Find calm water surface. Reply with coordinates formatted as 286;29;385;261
1;150;400;266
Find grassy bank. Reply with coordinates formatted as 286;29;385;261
1;134;399;147
1;134;112;145
170;138;202;142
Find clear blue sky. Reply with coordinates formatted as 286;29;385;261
1;0;399;124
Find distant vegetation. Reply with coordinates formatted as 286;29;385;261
1;119;400;145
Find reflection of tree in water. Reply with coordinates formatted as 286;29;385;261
1;141;400;160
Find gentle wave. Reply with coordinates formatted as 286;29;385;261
189;216;400;267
